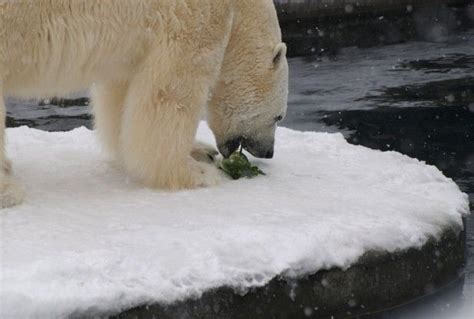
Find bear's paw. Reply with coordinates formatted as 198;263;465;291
191;141;219;164
190;161;225;188
0;177;25;208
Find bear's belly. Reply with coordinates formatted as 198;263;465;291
3;40;146;99
4;59;137;99
5;72;93;98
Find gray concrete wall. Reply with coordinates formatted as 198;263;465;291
274;0;469;22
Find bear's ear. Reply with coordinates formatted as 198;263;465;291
272;43;287;68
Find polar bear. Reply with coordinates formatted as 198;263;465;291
0;0;288;208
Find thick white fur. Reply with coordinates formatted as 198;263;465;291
0;0;288;208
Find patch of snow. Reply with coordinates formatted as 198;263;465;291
0;124;469;318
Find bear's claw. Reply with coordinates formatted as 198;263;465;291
191;141;219;164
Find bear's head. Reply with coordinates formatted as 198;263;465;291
208;0;288;159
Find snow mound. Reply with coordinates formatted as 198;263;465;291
0;124;469;319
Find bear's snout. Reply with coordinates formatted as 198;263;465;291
242;138;274;159
218;136;274;159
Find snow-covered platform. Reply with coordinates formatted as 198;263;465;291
0;125;470;319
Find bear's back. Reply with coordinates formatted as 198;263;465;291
0;0;233;98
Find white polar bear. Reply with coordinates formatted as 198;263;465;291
0;0;289;208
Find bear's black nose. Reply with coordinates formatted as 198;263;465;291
264;150;274;159
220;137;242;158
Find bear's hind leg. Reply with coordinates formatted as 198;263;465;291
0;86;24;208
92;81;129;159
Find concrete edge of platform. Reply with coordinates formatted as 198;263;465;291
111;221;466;319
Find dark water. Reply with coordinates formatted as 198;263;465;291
282;30;474;318
5;30;474;319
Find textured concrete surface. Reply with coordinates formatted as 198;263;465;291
113;224;466;319
279;2;474;56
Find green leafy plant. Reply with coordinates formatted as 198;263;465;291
218;148;265;180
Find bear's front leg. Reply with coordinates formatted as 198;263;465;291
0;86;24;208
119;55;224;190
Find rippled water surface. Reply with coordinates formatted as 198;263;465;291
5;29;474;319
